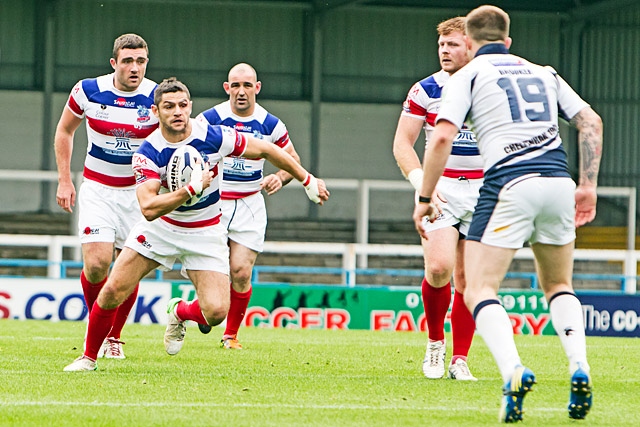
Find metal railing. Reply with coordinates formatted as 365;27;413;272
0;234;637;293
1;170;636;256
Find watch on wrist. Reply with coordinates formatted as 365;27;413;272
418;195;431;204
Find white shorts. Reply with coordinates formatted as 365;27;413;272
77;180;142;249
124;219;229;274
221;192;267;253
422;177;482;237
468;174;576;249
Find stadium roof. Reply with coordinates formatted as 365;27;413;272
242;0;632;19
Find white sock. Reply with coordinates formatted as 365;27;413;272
475;301;522;383
549;292;590;374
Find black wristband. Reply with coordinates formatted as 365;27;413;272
418;196;431;204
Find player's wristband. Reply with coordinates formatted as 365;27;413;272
184;185;197;198
418;195;431;204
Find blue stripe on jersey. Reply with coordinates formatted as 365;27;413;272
222;169;263;182
82;79;155;108
136;142;177;167
215;118;276;138
451;145;481;156
200;108;222;125
88;143;133;165
485;147;570;181
200;108;280;138
175;189;220;212
419;76;442;99
197;126;224;155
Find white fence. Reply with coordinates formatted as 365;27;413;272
0;234;637;294
1;170;635;252
0;170;637;292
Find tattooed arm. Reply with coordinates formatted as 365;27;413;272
571;106;603;187
570;106;603;227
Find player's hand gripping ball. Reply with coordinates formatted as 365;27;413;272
167;145;205;206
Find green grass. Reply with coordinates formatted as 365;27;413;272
0;320;639;426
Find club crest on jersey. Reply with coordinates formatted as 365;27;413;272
137;105;151;123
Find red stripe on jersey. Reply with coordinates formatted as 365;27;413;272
442;169;484;179
87;117;157;139
406;99;427;117
84;167;136;187
231;133;248;157
426;112;437;127
275;132;290;148
160;213;222;228
67;96;83;116
221;190;260;200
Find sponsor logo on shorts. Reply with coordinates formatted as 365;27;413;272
83;227;99;235
136;234;152;249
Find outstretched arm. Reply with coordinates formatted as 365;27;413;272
571;106;603;227
261;144;301;195
244;136;329;204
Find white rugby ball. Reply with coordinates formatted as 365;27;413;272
167;145;204;206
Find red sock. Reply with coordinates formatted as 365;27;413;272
108;284;139;339
176;299;208;324
224;286;252;337
84;302;117;360
451;290;475;361
421;278;451;342
80;270;107;313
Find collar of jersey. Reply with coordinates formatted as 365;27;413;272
475;43;510;57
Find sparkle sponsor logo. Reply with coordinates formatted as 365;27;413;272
107;129;136;150
231;157;246;171
234;122;252;132
454;129;477;144
114;98;136;108
83;227;99;235
136;234;152;249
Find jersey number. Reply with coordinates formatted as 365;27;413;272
497;77;550;122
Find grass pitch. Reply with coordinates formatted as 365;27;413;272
0;319;639;426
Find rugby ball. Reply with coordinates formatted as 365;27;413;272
167;145;204;206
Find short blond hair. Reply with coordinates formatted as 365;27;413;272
465;5;510;43
437;16;466;36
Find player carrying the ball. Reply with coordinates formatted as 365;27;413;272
63;77;330;371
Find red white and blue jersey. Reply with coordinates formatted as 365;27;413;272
66;73;158;187
196;101;292;199
402;69;483;179
132;120;247;230
437;44;589;181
